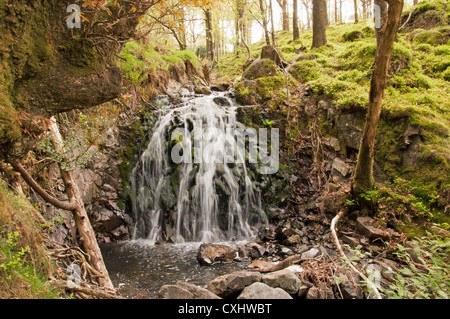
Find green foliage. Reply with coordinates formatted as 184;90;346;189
0;230;58;298
385;232;450;299
120;40;199;86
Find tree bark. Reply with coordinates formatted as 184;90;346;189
48;117;114;291
259;0;271;45
374;0;388;42
352;0;404;196
354;0;359;23
204;8;214;61
311;0;327;48
334;0;338;23
269;0;276;45
293;0;300;40
276;0;290;31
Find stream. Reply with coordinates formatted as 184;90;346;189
101;241;250;299
101;91;274;298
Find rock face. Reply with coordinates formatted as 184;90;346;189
237;282;293;299
197;243;237;266
205;271;262;298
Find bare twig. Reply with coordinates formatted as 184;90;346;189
331;211;382;299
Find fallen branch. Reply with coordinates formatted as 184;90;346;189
9;162;77;211
284;51;305;73
330;211;382;299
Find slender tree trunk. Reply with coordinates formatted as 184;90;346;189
374;0;388;42
205;8;214;61
334;0;338;23
354;0;359;23
311;0;327;48
293;0;300;40
269;0;276;45
259;0;271;45
302;0;312;30
276;0;290;31
47;117;114;291
352;0;404;196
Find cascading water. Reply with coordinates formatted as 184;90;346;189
129;92;269;244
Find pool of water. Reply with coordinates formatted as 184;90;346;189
100;240;250;299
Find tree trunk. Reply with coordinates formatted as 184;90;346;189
269;0;276;45
334;0;338;23
302;0;312;30
354;0;359;23
259;0;271;45
352;0;404;196
47;117;114;291
374;0;388;42
293;0;300;40
311;0;327;48
205;8;214;61
276;0;290;31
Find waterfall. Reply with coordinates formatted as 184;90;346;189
129;92;269;244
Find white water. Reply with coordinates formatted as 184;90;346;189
129;93;268;244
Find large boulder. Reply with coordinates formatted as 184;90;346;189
197;243;237;265
158;285;194;299
205;270;262;298
237;282;292;299
262;269;302;295
260;45;286;67
174;282;221;299
242;59;280;80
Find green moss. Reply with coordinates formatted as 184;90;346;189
290;59;321;83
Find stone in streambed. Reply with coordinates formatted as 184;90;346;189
197;243;237;266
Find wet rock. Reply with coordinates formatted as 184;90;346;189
197;243;237;266
262;268;302;294
211;82;231;92
213;96;231;107
206;270;262;298
158;285;194;299
237;282;292;299
175;282;221;299
194;86;212;95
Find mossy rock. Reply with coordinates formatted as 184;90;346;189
413;29;448;45
242;58;281;80
342;30;363;42
235;75;288;105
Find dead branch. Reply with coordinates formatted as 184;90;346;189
331;211;382;299
9;162;77;211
